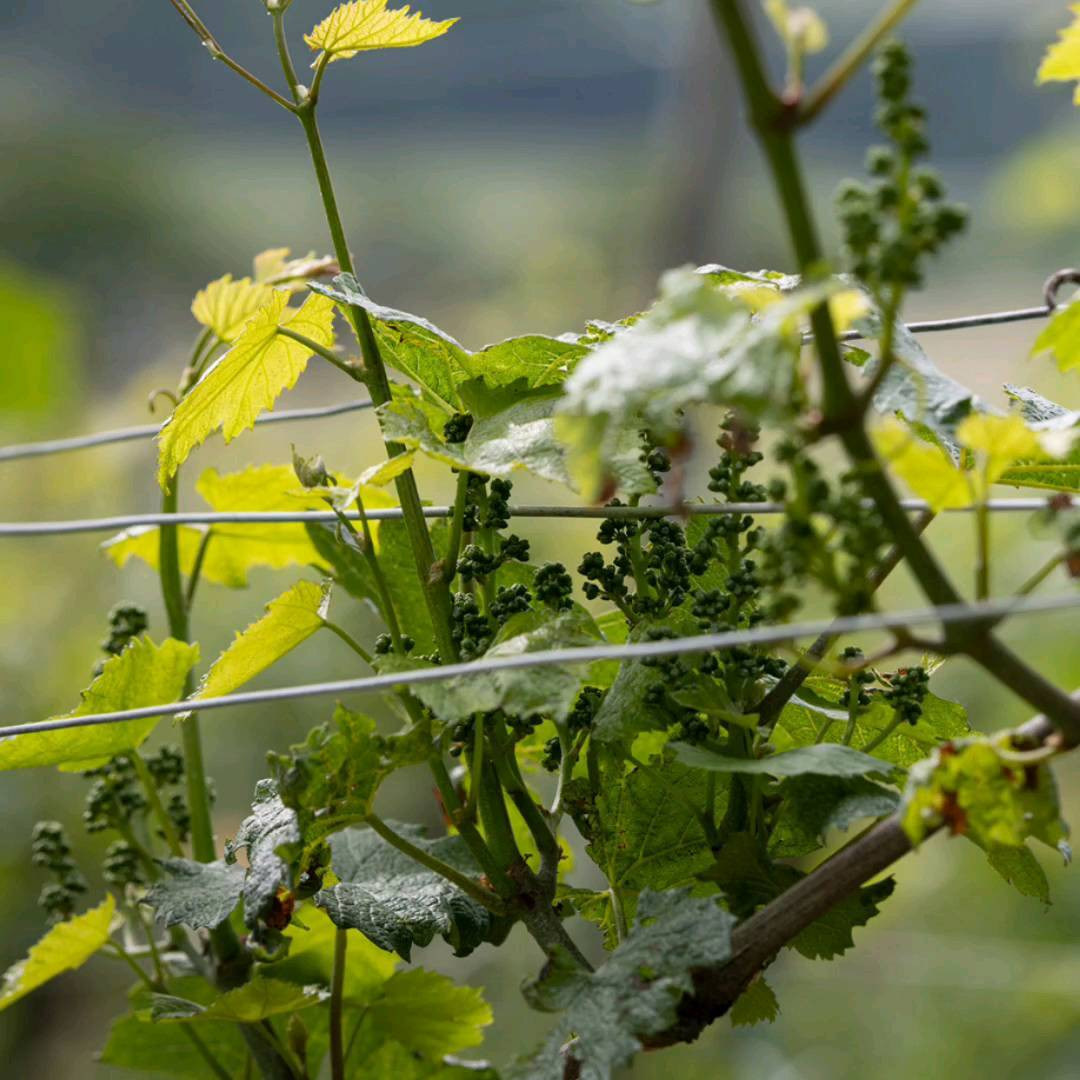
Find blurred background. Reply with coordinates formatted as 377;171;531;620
2;0;1080;1076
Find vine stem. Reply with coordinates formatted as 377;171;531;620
709;0;1080;744
798;0;922;125
364;813;508;914
292;89;458;664
277;327;366;384
132;753;184;857
329;928;347;1080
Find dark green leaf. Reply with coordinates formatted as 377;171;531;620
572;762;727;945
729;976;779;1027
511;889;735;1080
789;878;895;960
768;775;900;858
316;824;503;960
269;704;430;851
984;841;1051;905
144;858;245;930
306;518;445;656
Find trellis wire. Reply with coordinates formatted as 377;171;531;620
0;399;374;463
2;591;1077;741
0;498;1061;537
0;296;1065;466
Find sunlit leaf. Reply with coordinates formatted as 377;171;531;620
196;579;330;701
368;968;492;1057
1037;3;1080;104
191;274;274;343
0;896;115;1012
0;637;198;772
874;418;969;509
157;291;336;486
305;0;459;65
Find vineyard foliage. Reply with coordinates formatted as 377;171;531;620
4;3;1080;1079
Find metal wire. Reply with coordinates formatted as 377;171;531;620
2;591;1077;741
0;498;1061;537
0;399;374;464
0;296;1063;465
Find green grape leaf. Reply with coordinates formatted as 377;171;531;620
775;678;970;768
857;310;981;452
555;267;829;500
386;612;597;725
0;637;199;772
730;976;779;1027
306;518;445;656
460;334;587;392
511;889;735;1080
157;291;336;486
367;968;492;1058
673;742;894;779
227;780;302;928
901;736;1068;852
259;906;398;1006
269;704;429;851
983;841;1051;905
789;878;895;960
100;978;249;1077
1000;384;1080;492
104;464;386;589
144;858;245;930
0;895;115;1012
305;1;458;65
191;273;275;343
570;762;727;946
346;1034;499;1080
311;276;468;411
1037;7;1080;104
312;274;588;406
147;978;326;1023
768;775;900;859
381;387;653;495
316;823;502;960
196;579;330;701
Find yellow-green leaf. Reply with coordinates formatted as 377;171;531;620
102;524;249;589
873;420;970;510
196;580;330;701
191;274;275;343
0;638;199;772
367;968;492;1058
157;292;336;487
305;0;459;64
956;413;1042;489
1032;296;1080;372
1037;3;1080;104
0;896;116;1012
